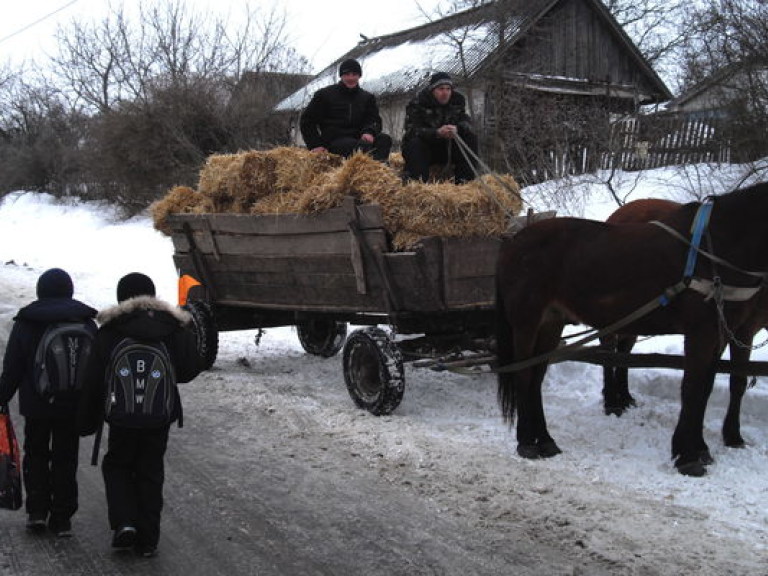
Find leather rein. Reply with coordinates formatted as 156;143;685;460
487;200;768;375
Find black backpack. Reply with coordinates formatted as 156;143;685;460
104;337;177;428
33;322;94;403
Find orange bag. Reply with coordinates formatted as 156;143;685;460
0;410;22;510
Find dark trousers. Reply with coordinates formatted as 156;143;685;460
102;425;170;548
402;131;479;183
23;417;80;522
327;133;393;162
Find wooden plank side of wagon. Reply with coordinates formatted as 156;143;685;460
168;201;396;312
382;236;445;312
172;237;391;311
179;230;359;257
441;237;500;309
382;236;500;312
168;203;384;254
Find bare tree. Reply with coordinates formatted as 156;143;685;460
51;0;308;112
0;69;86;197
36;0;310;207
679;0;768;85
51;8;132;113
668;0;768;166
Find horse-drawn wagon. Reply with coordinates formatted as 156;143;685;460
166;173;768;476
166;196;506;416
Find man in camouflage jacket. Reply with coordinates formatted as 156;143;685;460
402;72;479;184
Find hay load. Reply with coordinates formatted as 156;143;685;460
151;186;207;235
152;147;522;250
195;147;342;213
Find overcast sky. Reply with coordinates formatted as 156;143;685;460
0;0;442;72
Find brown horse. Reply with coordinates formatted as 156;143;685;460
601;198;766;450
496;184;768;476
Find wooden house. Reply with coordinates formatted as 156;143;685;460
666;62;766;119
276;0;672;182
631;62;768;165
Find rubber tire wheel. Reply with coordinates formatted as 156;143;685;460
297;319;347;358
343;327;405;416
184;300;219;370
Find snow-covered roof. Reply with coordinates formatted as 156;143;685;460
275;4;531;112
276;0;671;112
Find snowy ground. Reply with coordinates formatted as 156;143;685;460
1;162;768;573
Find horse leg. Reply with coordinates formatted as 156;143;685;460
600;334;619;414
601;334;637;416
529;358;562;458
615;335;638;410
515;363;543;459
672;332;719;477
496;290;545;458
516;316;564;459
722;335;753;448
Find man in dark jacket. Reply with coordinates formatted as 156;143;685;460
300;58;392;162
402;72;479;184
0;268;97;536
78;272;201;558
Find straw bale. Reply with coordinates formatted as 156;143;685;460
296;152;403;214
386;174;522;249
151;186;204;235
250;189;308;215
270;146;342;192
197;148;343;214
388;152;404;174
238;151;279;201
197;153;243;212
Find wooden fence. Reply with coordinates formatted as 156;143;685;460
603;115;733;171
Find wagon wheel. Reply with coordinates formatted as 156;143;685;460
297;319;347;358
184;300;219;370
343;327;405;416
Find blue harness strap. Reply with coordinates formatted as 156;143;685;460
683;201;713;280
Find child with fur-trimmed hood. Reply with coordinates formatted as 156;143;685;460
78;272;201;557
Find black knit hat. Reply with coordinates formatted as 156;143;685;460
429;72;453;90
117;272;156;302
339;58;362;77
36;268;74;299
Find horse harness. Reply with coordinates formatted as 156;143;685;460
651;198;768;351
651;200;766;302
488;198;768;375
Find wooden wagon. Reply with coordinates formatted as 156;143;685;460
166;197;502;415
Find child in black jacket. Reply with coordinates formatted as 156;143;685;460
78;272;200;557
0;268;97;536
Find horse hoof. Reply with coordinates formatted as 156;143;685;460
699;450;715;466
724;438;746;449
604;406;625;417
676;459;707;477
517;444;540;459
538;440;562;458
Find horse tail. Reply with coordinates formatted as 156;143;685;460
495;276;516;426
